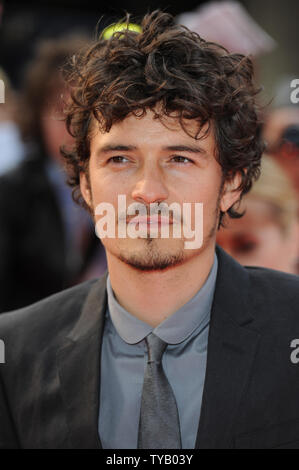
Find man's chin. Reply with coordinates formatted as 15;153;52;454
117;252;186;272
105;238;186;271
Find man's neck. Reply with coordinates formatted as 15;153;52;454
107;244;216;328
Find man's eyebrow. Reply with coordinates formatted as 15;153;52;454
95;144;208;156
163;145;207;155
96;144;137;154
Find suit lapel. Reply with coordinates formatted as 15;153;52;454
195;247;261;449
57;274;108;449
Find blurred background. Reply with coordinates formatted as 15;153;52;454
0;0;298;313
1;0;299;102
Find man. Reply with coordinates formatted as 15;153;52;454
0;36;106;313
0;11;299;450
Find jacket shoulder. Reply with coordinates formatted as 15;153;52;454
245;265;299;330
246;265;299;298
0;279;99;350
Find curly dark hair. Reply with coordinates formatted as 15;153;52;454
62;10;265;226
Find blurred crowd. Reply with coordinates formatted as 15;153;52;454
0;0;298;313
0;3;108;313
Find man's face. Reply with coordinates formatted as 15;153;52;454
41;88;74;165
80;110;241;271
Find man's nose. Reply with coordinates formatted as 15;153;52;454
131;166;169;205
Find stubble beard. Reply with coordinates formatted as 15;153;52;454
87;183;223;273
107;195;221;272
118;237;187;271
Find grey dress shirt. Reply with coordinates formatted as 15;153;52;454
99;254;218;449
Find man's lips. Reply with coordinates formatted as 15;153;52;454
127;215;174;225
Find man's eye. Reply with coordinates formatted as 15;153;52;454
171;155;193;164
107;156;129;164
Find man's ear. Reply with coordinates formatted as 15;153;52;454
80;171;92;209
220;172;243;213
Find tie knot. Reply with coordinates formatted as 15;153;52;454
146;333;167;364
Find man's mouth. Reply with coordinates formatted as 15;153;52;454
127;215;174;226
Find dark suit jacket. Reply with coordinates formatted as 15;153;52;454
0;246;299;449
0;153;100;313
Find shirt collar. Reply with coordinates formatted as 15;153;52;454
106;253;218;345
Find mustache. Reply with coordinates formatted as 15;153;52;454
116;202;183;224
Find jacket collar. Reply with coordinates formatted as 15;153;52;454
57;246;260;449
57;273;108;449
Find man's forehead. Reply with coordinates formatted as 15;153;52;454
90;110;213;147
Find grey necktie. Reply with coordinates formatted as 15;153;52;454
138;332;182;449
